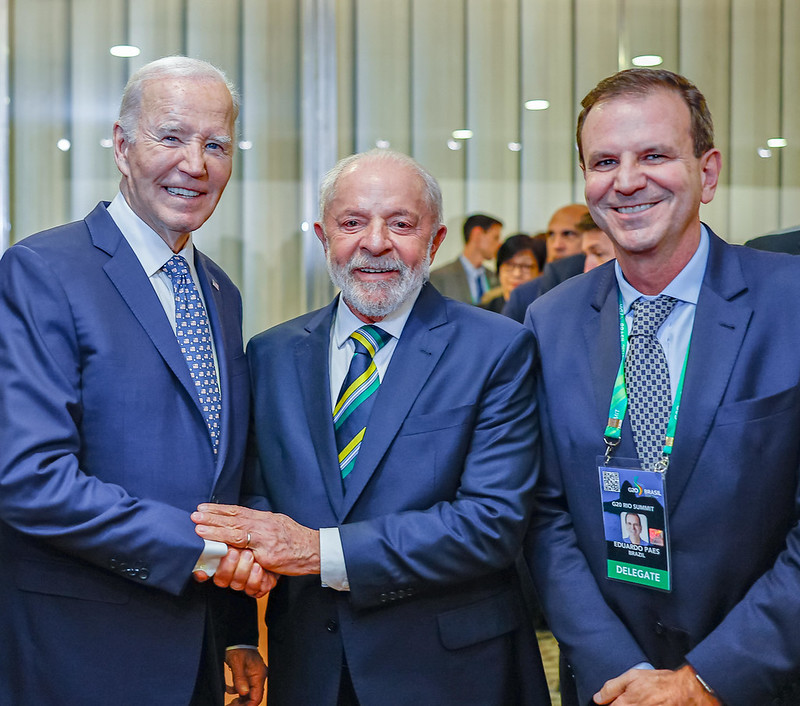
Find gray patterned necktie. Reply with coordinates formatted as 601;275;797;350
624;295;678;471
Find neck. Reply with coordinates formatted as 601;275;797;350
617;229;701;295
461;243;484;268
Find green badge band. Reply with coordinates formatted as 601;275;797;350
604;292;690;467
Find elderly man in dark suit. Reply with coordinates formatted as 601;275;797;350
193;149;550;705
0;56;265;706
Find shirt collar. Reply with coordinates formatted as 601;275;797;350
333;286;421;350
107;192;195;276
615;224;709;312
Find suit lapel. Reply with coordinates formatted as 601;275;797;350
88;204;214;455
295;301;345;516
585;265;625;431
341;285;449;518
666;232;751;511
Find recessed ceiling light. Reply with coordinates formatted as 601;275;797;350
110;45;141;58
757;147;772;159
57;138;71;152
451;129;473;140
375;139;391;149
524;100;549;111
507;142;522;152
238;140;253;150
99;138;113;148
447;139;462;151
767;138;787;148
632;55;663;67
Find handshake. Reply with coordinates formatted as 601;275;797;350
191;504;321;598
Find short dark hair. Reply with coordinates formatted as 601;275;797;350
496;233;544;272
576;212;600;233
576;68;714;166
463;214;503;244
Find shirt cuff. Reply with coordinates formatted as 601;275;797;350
193;539;228;576
632;662;654;670
319;526;349;591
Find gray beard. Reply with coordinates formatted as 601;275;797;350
326;250;431;319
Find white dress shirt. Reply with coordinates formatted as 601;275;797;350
106;193;227;576
320;287;420;590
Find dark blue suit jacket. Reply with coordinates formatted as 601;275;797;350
525;230;800;705
0;203;255;705
502;253;586;322
245;284;550;705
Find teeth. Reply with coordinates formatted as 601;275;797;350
166;187;200;197
361;268;393;273
617;203;653;214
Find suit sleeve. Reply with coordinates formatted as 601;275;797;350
0;244;204;595
523;308;648;703
340;326;539;609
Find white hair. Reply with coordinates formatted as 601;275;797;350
117;56;240;143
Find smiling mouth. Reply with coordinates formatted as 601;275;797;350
165;187;201;198
615;203;655;214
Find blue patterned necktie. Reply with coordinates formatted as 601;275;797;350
162;255;222;453
624;295;678;471
333;325;392;485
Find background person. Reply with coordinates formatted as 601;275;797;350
481;233;545;313
429;213;502;303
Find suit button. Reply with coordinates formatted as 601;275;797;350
655;621;665;635
397;589;406;599
325;619;338;633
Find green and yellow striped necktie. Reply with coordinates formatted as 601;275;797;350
333;325;392;484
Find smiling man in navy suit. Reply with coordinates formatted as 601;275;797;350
0;57;265;705
525;68;800;706
193;149;550;705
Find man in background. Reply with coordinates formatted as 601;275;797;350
503;203;589;321
193;149;550;705
429;213;502;303
578;211;615;272
0;57;265;706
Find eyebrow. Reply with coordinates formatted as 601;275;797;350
156;123;232;144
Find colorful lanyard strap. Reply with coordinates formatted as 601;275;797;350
603;292;690;472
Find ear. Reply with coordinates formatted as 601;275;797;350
113;122;132;177
313;222;328;252
699;148;722;205
429;225;448;265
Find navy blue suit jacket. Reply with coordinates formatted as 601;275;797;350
503;253;586;322
0;203;255;705
525;230;800;705
245;284;550;705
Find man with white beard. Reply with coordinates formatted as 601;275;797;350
190;149;551;705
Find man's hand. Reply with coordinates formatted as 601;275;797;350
192;504;321;576
594;664;720;705
225;647;267;706
194;547;280;598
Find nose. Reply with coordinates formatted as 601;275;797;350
361;220;392;256
179;142;207;177
614;157;647;194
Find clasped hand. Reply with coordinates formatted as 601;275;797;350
191;504;321;598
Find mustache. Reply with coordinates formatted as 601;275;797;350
346;254;409;273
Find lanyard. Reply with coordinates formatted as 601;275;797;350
603;292;690;471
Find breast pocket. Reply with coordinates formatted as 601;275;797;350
715;385;799;426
